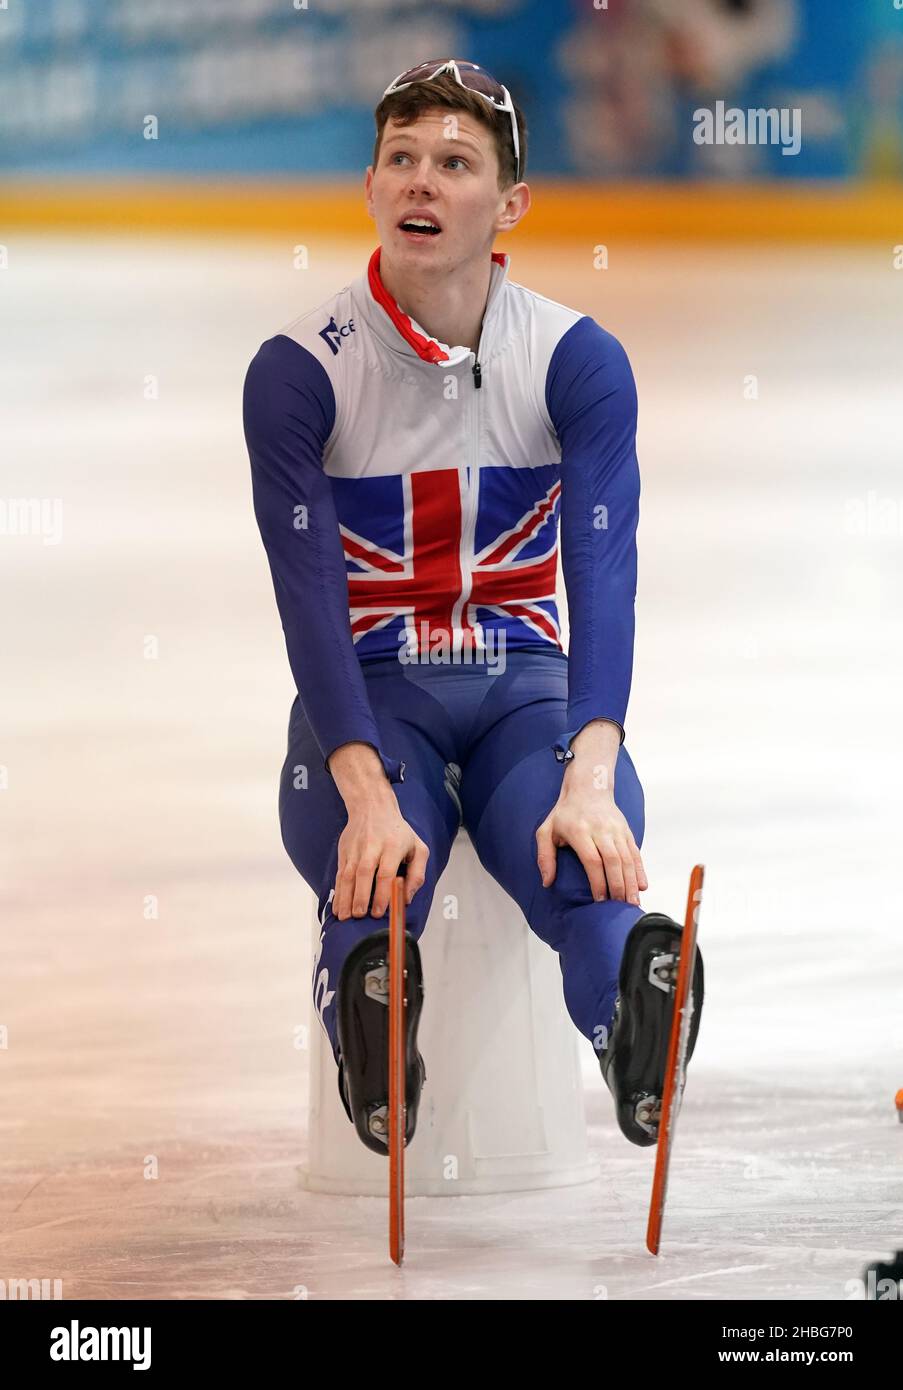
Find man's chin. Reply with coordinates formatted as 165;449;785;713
393;226;446;253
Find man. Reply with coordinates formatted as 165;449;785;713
243;59;703;1155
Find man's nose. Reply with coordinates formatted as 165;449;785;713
408;158;438;195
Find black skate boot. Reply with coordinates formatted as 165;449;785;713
599;912;704;1147
335;927;426;1156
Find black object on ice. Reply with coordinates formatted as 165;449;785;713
599;912;705;1147
336;927;426;1156
863;1251;903;1299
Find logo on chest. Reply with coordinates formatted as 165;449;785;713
319;316;356;355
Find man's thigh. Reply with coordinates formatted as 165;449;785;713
459;668;645;925
279;683;461;902
279;678;464;1060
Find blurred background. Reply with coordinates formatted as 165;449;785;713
1;0;901;1302
2;0;902;183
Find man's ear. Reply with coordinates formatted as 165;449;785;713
498;181;530;233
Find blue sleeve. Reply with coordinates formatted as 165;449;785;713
545;316;639;762
243;334;405;785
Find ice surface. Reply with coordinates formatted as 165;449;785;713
0;238;899;1299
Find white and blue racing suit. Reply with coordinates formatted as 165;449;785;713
243;246;647;1063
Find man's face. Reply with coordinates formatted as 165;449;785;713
365;109;523;272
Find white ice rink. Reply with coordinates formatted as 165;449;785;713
1;235;900;1299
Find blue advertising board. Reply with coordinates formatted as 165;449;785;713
0;0;898;179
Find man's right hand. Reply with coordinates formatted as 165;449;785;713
327;742;429;920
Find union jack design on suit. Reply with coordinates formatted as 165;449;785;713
243;245;640;782
340;468;563;653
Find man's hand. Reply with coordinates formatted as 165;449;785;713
332;796;429;920
535;718;646;905
327;741;429;920
536;787;646;904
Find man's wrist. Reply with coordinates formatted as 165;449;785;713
562;720;621;794
327;741;397;803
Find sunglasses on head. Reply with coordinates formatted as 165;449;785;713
381;59;521;184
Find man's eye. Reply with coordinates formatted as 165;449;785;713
388;153;467;169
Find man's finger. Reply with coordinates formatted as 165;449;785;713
621;852;640;907
597;836;626;901
370;855;401;918
333;855;355;921
571;832;607;901
405;840;429;904
352;855;380;917
535;821;557;886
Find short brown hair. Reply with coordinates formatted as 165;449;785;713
373;71;527;190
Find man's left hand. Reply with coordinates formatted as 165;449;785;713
536;788;647;906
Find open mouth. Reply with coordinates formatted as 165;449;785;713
398;217;442;238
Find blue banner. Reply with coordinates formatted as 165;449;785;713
0;0;898;179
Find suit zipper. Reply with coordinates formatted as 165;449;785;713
453;354;482;652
